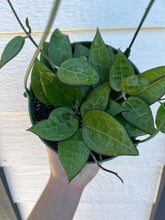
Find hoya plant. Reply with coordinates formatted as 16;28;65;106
0;0;165;183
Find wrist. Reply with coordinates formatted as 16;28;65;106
47;174;83;220
49;174;84;194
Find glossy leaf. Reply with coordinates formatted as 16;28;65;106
48;29;72;66
31;59;51;105
78;85;91;99
40;71;82;108
106;99;125;116
137;66;165;104
80;83;110;116
89;28;112;83
74;43;89;58
122;96;155;135
40;42;52;69
107;46;115;61
58;130;90;182
57;58;99;85
0;36;25;68
156;102;165;133
28;107;79;141
115;115;146;137
121;75;148;95
82;110;138;156
109;50;135;91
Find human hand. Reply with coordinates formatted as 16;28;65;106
28;148;99;220
47;147;99;191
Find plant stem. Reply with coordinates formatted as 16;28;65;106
90;152;124;184
7;0;58;73
124;0;155;57
137;117;165;143
7;0;27;34
114;91;126;102
159;98;165;101
24;0;61;98
7;0;39;48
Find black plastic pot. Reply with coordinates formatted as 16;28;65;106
27;41;140;163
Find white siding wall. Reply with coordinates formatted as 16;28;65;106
0;0;165;219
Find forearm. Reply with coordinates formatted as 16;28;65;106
27;175;83;220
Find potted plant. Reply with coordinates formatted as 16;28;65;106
0;0;165;183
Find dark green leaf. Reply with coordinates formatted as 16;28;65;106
28;107;79;141
89;28;112;83
40;71;82;108
40;42;52;69
121;75;148;95
109;50;135;92
74;43;89;58
106;99;125;116
115;115;146;137
137;66;165;104
31;59;51;105
57;58;99;85
80;83;110;116
79;56;88;61
82;110;138;156
48;29;72;66
58;130;90;182
122;96;155;135
0;36;25;68
156;102;165;133
107;45;115;61
78;85;91;99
